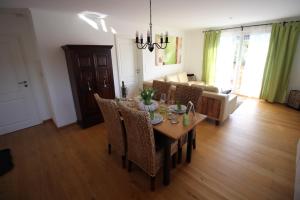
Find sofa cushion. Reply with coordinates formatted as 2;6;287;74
143;81;153;89
178;72;189;83
205;85;219;93
188;81;205;86
166;74;179;82
154;77;165;82
191;84;219;93
170;81;189;86
221;89;232;94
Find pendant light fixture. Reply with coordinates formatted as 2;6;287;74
135;0;169;52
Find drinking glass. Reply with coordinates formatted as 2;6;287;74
170;113;178;124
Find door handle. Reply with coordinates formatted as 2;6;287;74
87;81;92;91
18;81;28;87
18;81;27;84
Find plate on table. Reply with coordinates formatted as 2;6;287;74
151;113;163;125
168;105;187;114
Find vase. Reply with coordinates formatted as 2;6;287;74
138;100;159;112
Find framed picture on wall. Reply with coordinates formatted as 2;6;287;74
155;35;182;66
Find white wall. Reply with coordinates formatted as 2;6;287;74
289;39;300;91
183;29;205;80
30;9;185;127
30;9;120;127
0;9;51;121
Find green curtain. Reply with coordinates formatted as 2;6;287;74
202;31;221;85
260;22;300;103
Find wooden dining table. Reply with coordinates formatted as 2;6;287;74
120;99;206;185
153;112;206;185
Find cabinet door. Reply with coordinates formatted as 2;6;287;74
198;96;220;120
94;52;115;99
207;98;221;119
74;52;102;125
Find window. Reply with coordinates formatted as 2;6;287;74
215;26;271;97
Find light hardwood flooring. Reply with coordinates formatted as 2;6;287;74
1;99;300;200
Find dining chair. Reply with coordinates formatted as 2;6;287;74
118;102;177;191
94;93;127;168
152;80;172;103
173;85;203;163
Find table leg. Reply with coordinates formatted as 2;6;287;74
163;138;171;185
186;129;194;163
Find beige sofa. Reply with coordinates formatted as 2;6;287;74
146;72;206;87
143;72;237;125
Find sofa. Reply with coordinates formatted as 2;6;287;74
143;72;238;125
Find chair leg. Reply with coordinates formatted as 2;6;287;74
215;120;220;126
177;147;182;164
122;155;126;169
193;139;196;149
172;153;177;168
108;144;111;154
128;160;132;172
150;176;156;191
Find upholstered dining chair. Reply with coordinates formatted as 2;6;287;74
173;85;203;163
118;102;177;191
94;93;127;168
152;80;172;103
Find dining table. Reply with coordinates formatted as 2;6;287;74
120;99;207;186
153;111;206;185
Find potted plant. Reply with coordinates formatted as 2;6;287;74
138;88;158;111
140;88;155;105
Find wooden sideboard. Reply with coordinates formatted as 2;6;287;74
198;96;221;123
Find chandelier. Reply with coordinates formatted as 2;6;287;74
135;0;169;52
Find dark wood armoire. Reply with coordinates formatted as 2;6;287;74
62;45;115;128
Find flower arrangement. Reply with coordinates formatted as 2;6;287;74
140;88;155;105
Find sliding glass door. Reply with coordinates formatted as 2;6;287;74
215;26;271;97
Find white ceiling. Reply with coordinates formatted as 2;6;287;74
1;0;300;30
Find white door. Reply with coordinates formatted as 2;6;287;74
0;36;40;135
116;35;142;98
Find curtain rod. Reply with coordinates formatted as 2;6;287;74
202;20;300;33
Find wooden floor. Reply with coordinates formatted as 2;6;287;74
1;99;300;200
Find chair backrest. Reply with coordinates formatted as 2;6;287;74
174;85;203;110
152;80;172;102
94;93;126;156
118;102;156;176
